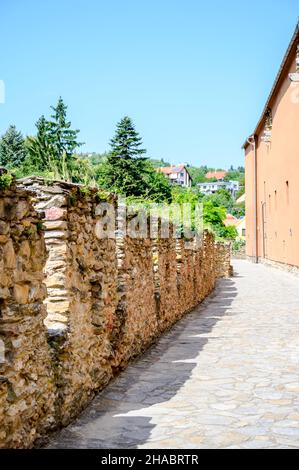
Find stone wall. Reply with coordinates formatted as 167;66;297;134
0;177;232;448
113;231;158;369
19;178;119;426
153;223;180;332
0;180;55;448
232;244;246;260
215;241;233;278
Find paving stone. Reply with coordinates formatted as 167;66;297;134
210;403;237;411
240;440;274;449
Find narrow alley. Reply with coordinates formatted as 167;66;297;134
46;260;299;449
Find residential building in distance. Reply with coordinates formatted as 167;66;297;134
244;21;299;268
223;213;246;240
224;213;238;227
197;180;239;197
235;217;246;240
157;164;192;187
236;193;245;205
205;170;227;180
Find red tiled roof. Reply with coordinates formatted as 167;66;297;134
224;214;238;227
157;165;192;180
158;165;185;175
206;171;227;180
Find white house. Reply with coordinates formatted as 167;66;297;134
197;180;239;198
236;217;246;240
157;165;192;188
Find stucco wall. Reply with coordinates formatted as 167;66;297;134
245;51;299;267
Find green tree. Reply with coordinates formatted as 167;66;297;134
203;201;226;226
23;98;83;180
216;224;238;240
83;152;110;166
70;155;96;186
188;166;208;185
171;185;202;206
203;188;234;213
203;200;237;240
47;97;83;179
143;161;172;202
0;125;26;168
26;116;52;172
100;116;149;196
110;116;146;159
170;186;204;234
231;201;245;218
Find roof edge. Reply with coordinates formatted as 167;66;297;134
242;20;299;150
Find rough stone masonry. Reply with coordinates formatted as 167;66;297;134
0;176;232;448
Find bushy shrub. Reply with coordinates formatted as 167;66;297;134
0;172;13;189
232;238;246;252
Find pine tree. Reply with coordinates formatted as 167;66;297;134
0;125;26;168
21;98;82;180
26;116;52;171
47;97;83;178
110;116;146;159
103;116;149;196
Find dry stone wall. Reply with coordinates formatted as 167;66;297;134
153;223;180;332
0;176;232;448
0;180;55;448
18;178;119;425
113;232;158;369
215;241;233;278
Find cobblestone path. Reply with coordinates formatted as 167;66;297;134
46;260;299;449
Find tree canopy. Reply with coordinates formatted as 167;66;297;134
98;116;171;201
0;107;243;241
24;97;83;179
0;125;26;168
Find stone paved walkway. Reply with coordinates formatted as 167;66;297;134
46;260;299;449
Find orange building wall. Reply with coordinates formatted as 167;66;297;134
245;55;299;267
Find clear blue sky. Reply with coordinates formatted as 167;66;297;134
1;0;298;168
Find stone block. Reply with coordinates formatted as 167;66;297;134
3;241;16;269
36;195;67;211
0;287;10;299
16;200;29;220
44;230;68;240
43;220;68;230
13;284;29;304
45;207;66;221
0;221;9;235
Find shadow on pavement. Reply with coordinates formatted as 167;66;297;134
46;275;238;449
